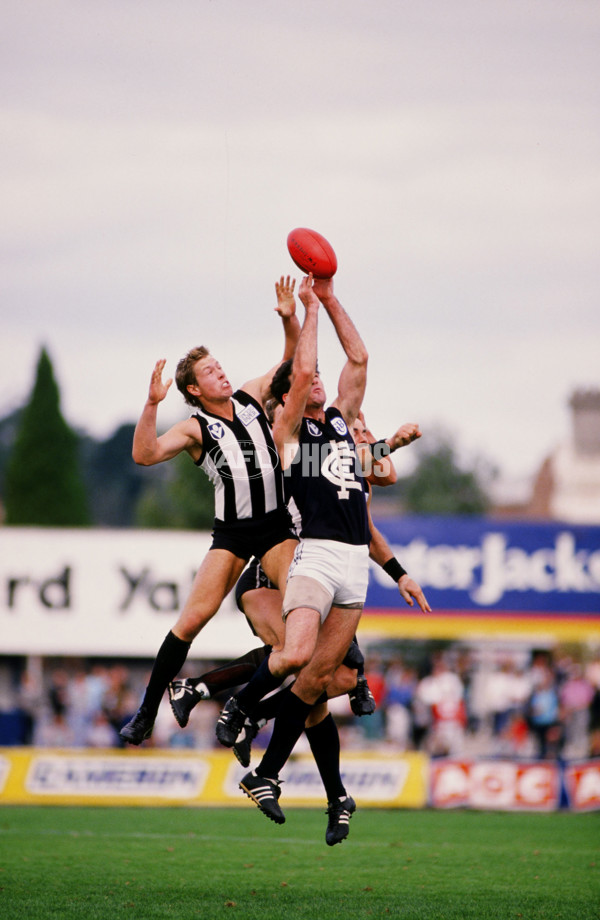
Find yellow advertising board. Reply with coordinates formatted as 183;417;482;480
0;747;428;809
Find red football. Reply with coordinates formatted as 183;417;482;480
286;227;338;279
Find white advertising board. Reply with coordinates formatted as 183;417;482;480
0;528;252;658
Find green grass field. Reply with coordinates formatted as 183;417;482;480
1;806;598;920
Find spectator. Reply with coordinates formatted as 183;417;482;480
13;670;43;745
484;660;531;755
416;653;466;756
47;668;70;717
85;711;120;748
585;653;600;757
35;711;76;747
384;661;417;750
102;665;137;743
359;656;387;741
559;662;594;758
527;665;563;759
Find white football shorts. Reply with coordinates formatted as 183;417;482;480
283;537;370;621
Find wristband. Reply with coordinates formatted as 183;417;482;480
382;557;407;582
370;439;391;459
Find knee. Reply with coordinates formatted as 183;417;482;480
281;648;312;674
298;669;335;699
175;606;216;643
331;665;358;696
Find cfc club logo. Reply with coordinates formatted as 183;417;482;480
331;417;348;436
322;442;362;499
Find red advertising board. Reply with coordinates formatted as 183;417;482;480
563;761;600;812
430;759;560;811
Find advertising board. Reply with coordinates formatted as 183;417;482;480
1;519;599;657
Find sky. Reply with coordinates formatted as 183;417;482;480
2;0;599;494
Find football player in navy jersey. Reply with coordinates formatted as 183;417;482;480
216;273;426;841
120;278;301;746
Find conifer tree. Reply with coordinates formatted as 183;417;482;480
4;347;90;525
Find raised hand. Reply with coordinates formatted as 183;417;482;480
389;423;422;450
148;359;173;405
274;275;297;318
298;273;320;310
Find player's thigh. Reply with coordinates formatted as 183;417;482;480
242;587;285;649
260;538;297;590
175;550;246;635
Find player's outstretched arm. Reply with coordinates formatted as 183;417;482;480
242;275;302;406
354;411;397;486
132;360;201;466
367;422;423;486
273;274;320;465
313;277;368;427
385;422;422;451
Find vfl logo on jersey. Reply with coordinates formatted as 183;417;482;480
307;420;321;437
208;422;225;440
321;441;363;500
331;416;348;436
238;404;260;426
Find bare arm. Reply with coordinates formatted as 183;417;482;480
355;410;397;486
241;276;302;406
276;275;301;362
364;420;423;486
132;359;203;466
382;422;422;452
313;277;368;427
272;275;320;466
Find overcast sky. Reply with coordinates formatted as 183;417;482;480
2;0;599;491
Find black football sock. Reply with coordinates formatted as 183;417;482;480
196;645;270;696
252;686;325;724
252;683;290;723
305;713;346;802
256;691;313;780
235;654;284;712
141;631;191;718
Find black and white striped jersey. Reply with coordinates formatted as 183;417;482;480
192;390;284;523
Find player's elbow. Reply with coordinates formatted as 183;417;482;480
375;467;397;487
350;345;368;371
132;446;155;466
293;364;316;392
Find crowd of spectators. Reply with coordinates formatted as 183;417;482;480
1;646;600;760
335;647;600;761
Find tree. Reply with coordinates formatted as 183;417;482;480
400;433;493;515
135;450;215;529
4;347;90;525
80;424;152;526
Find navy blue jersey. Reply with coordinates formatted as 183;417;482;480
193;390;284;524
284;407;370;545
